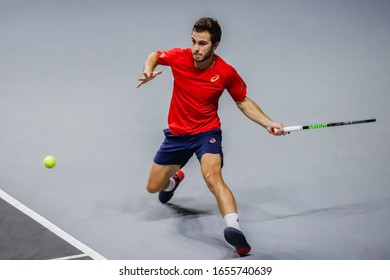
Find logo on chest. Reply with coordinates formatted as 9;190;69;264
210;75;220;83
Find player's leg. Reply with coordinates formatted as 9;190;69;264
146;162;185;204
146;162;181;193
146;129;191;203
199;153;236;216
200;153;251;256
194;129;237;217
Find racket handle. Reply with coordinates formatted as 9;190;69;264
283;126;303;132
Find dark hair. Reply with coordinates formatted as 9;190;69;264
192;17;222;45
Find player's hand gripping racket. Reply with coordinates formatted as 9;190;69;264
282;118;376;133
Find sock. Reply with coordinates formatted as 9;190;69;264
163;177;176;192
224;213;241;231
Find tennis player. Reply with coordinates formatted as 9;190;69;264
137;17;286;256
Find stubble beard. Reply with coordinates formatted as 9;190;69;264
193;48;214;63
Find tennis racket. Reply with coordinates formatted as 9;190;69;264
283;118;376;133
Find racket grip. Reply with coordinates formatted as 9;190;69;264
283;126;303;132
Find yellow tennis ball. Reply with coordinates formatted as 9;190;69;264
43;156;56;169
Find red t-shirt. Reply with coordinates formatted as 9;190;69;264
157;48;247;135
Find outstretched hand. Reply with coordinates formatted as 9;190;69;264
136;70;163;88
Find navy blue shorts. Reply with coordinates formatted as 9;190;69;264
153;129;223;168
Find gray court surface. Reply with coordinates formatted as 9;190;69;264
0;194;95;260
1;0;389;260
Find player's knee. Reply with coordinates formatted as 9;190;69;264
146;181;160;193
203;171;221;188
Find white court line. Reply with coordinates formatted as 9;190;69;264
0;189;107;260
50;253;89;260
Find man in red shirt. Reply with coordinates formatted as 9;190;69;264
137;17;286;257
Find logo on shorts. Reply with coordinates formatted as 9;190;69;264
210;75;220;82
209;137;216;144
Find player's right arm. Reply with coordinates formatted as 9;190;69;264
136;52;163;88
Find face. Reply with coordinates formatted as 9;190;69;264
191;31;218;63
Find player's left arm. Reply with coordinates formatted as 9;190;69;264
236;97;286;136
136;52;163;88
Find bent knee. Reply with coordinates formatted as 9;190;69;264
146;181;161;193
